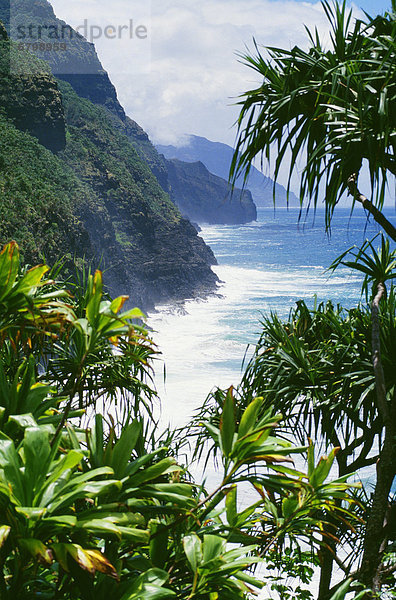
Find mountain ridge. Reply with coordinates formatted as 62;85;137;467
165;158;257;225
157;134;300;207
0;2;257;227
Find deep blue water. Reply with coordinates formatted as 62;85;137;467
205;206;395;312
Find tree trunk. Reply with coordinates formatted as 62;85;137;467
318;539;336;600
359;282;396;593
359;429;396;591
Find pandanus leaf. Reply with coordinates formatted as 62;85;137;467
220;388;236;457
13;264;49;297
111;420;142;478
84;549;119;580
0;525;10;547
19;538;53;566
202;534;226;564
109;295;129;314
52;543;118;580
237;397;263;439
149;520;169;568
23;427;52;503
0;241;19;302
119;568;175;600
309;447;340;487
0;439;25;504
225;485;238;526
86;270;103;326
282;495;299;519
130;457;179;487
88;413;104;467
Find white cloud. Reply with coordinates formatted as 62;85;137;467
48;0;349;147
115;0;362;147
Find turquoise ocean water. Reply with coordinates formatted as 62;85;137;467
149;206;396;429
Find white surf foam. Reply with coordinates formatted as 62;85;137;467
149;260;362;430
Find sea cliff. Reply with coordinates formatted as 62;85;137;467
0;2;219;309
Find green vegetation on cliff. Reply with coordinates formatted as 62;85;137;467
0;38;65;151
0;30;217;308
166;158;257;225
58;80;217;306
157;135;300;208
0;114;93;263
59;81;179;224
0;0;257;233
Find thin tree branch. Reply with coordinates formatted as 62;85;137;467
380;561;396;577
347;175;396;243
333;552;351;576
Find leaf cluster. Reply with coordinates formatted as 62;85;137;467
0;242;359;599
231;1;396;227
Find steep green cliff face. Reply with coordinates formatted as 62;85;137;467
0;114;94;265
1;0;256;226
0;34;217;307
0;35;86;262
104;110;171;194
157;135;300;208
58;81;217;306
0;19;7;39
0;0;125;119
166;159;257;225
0;36;66;151
0;0;166;184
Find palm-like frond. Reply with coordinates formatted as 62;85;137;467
231;1;396;232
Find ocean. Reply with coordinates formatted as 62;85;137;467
149;206;395;429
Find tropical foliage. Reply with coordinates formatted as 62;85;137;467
193;237;396;598
231;0;396;240
230;3;396;592
1;1;395;599
0;240;358;599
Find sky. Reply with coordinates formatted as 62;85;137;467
48;0;393;195
48;0;392;148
